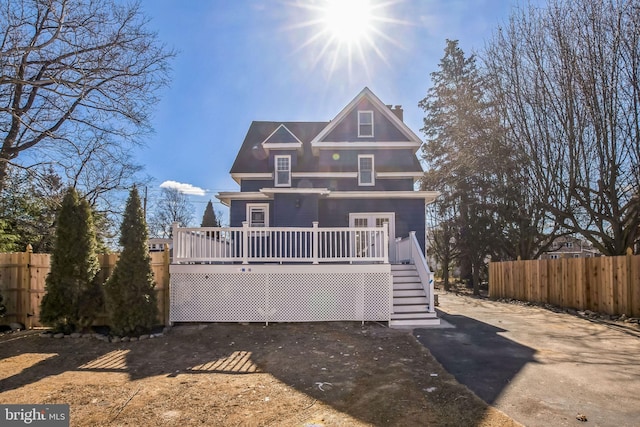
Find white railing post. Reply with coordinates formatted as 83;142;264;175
409;231;416;263
383;223;389;263
312;221;319;264
172;222;180;261
242;221;249;265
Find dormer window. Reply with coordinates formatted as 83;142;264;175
358;154;375;186
358;110;374;137
275;155;291;187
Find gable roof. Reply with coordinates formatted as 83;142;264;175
261;124;303;153
309;87;422;154
230;121;329;175
229;88;425;179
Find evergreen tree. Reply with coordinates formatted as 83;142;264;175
105;187;158;336
201;200;220;227
0;166;64;253
419;40;501;295
40;187;102;332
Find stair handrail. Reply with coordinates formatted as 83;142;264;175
407;231;435;314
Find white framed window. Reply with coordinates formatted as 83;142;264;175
358;110;373;137
274;155;291;187
549;254;559;259
566;242;574;248
246;203;269;227
358;154;374;186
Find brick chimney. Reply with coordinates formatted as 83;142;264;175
390;105;403;122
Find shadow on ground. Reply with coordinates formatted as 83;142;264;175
414;310;537;404
0;322;519;426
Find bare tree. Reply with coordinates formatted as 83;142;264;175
485;0;640;255
148;187;194;238
424;200;460;291
0;0;174;192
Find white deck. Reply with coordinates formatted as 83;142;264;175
170;263;392;323
169;224;437;326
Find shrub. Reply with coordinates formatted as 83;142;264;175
104;187;158;336
40;187;102;332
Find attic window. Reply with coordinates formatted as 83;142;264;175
274;155;291;187
358;111;373;137
358;154;374;186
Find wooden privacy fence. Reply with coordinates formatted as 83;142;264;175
489;254;640;317
0;247;170;328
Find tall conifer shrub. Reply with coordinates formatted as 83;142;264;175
201;200;220;227
105;187;158;336
40;187;102;332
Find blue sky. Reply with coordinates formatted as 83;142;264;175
136;0;524;223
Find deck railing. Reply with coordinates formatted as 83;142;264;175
395;231;435;313
172;222;389;264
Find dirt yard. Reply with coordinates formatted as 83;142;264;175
1;322;519;426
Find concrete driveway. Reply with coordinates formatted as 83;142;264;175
414;292;640;427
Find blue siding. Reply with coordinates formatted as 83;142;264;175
317;149;421;173
241;177;414;192
230;200;273;227
230;196;319;228
231;196;426;252
273;193;319;227
318;198;426;252
322;99;408;142
241;180;270;192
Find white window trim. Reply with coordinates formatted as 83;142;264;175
246;203;269;228
358;154;375;186
274;155;291;187
358;110;374;137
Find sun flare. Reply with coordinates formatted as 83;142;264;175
286;0;405;79
322;0;373;44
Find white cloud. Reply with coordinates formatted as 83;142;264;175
160;180;206;196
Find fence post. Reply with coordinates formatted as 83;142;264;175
242;221;249;265
163;243;171;325
24;244;33;328
312;221;319;264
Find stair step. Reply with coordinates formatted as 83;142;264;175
393;289;426;297
393;282;424;291
393;304;429;313
393;296;428;305
392;276;421;284
391;269;419;276
391;264;416;270
390;264;439;328
391;311;438;320
389;318;441;327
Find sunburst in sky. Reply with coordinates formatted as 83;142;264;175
286;0;406;80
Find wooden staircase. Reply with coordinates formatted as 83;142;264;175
389;264;440;328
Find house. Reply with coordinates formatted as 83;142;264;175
148;238;172;252
541;235;601;259
169;87;440;327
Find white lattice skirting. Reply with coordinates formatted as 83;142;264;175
169;264;392;323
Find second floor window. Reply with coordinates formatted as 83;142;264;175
275;155;291;187
358;111;373;137
358;155;374;186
